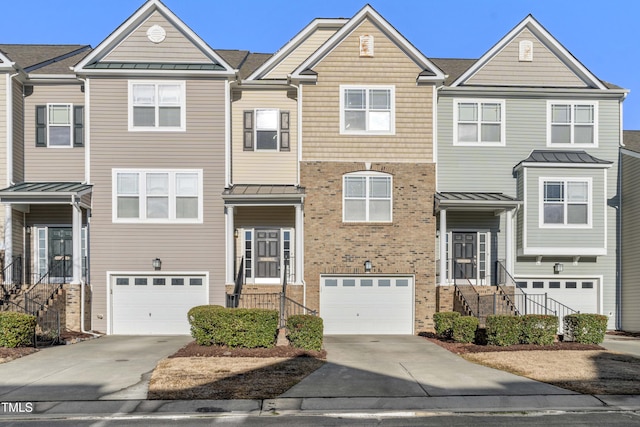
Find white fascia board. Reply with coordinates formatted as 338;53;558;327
517;162;612;170
519;247;607;256
74;0;235;74
451;15;607;90
440;86;628;99
291;5;445;81
247;18;348;81
620;148;640;159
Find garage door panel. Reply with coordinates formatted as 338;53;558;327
320;276;413;335
112;274;207;335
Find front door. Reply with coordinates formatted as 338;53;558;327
48;227;72;280
453;232;476;283
256;230;280;279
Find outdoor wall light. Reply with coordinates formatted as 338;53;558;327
553;262;563;274
364;260;372;273
152;258;162;271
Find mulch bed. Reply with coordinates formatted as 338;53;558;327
419;332;603;354
0;346;37;361
169;341;327;359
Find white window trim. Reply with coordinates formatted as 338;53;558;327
47;103;73;148
112;169;203;224
342;171;393;223
254;108;281;151
538;177;592;229
339;85;395;135
453;98;506;146
242;227;295;284
128;81;186;132
546;100;598;147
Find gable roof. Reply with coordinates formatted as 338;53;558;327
216;50;273;80
247;18;348;81
623;130;640;153
74;0;234;76
0;45;91;75
290;4;445;83
451;15;607;90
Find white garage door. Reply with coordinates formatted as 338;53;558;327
516;278;599;315
111;274;208;335
320;276;414;334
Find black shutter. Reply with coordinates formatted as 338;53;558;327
280;110;290;151
243;110;254;151
73;106;84;147
35;105;47;147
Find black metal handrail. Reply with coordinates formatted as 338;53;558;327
25;258;68;315
1;256;23;300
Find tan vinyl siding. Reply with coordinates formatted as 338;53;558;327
11;209;24;263
621;153;640;330
12;80;23;183
231;89;297;184
26;205;73;226
466;29;587;87
89;77;227;333
265;28;340;79
23;84;85;181
235;206;295;228
103;12;210;63
302;19;434;162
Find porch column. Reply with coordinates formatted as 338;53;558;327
225;205;235;285
295;203;304;284
439;209;447;286
71;203;82;284
505;209;514;274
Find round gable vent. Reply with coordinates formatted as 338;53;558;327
147;25;166;44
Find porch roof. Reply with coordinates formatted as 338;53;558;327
0;182;92;205
513;150;612;172
222;184;305;205
435;192;521;212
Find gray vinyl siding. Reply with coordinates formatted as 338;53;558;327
11;209;24;265
12;80;23;183
103;12;210;63
523;167;607;250
26;205;73;226
23;84;85;182
437;91;621;328
466;29;586;87
88;77;227;334
621;152;640;331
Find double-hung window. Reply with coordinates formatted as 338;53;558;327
343;172;392;222
454;99;505;145
35;104;84;147
541;178;590;227
340;85;394;134
114;169;202;223
129;81;185;131
547;101;597;146
242;109;290;151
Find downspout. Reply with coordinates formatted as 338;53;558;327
79;204;98;336
616;93;626;330
5;72;19;266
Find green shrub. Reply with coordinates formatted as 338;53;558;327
520;315;557;345
564;313;608;344
486;315;521;346
287;315;323;351
433;312;461;339
452;316;478;343
188;305;278;348
0;312;36;348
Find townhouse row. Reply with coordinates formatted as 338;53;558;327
0;0;631;335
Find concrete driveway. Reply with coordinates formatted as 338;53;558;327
0;335;191;401
281;335;577;398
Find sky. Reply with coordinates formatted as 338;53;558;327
2;0;639;129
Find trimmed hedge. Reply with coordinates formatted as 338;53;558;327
188;305;278;348
287;315;323;351
452;316;478;343
520;314;558;345
486;315;521;346
0;312;36;348
433;312;461;339
564;313;608;344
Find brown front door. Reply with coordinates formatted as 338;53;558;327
255;230;280;279
453;232;476;282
